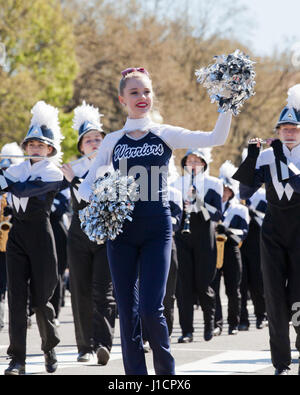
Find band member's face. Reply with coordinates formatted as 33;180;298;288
278;124;300;149
25;140;53;162
119;76;153;119
185;154;206;175
80;130;103;157
222;186;234;202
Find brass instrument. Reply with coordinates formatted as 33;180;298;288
216;224;227;270
0;194;12;252
182;169;196;234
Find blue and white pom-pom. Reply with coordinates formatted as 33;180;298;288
79;170;139;244
195;49;256;116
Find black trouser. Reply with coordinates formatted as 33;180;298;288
50;218;68;319
0;251;6;329
240;221;265;326
6;216;60;364
68;217;116;354
0;251;6;296
212;240;242;329
176;215;216;335
260;205;300;370
163;239;178;336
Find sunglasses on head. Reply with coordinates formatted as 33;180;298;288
121;67;150;78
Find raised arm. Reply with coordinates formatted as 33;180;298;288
159;112;232;150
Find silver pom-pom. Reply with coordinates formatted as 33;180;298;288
195;49;256;116
79;170;139;244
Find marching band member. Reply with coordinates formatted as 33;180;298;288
61;101;116;365
78;67;232;375
212;161;249;336
233;84;300;375
50;187;71;327
165;156;182;338
0;101;63;375
0;143;23;332
173;148;223;343
239;163;267;331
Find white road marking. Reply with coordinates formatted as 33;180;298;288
173;350;299;375
0;345;123;375
148;350;299;375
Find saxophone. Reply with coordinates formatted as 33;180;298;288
181;169;196;234
216;223;227;269
0;194;12;252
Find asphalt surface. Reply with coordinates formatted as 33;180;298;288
0;281;299;378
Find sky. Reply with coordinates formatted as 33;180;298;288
147;0;300;59
236;0;300;57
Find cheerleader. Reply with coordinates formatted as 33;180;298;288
173;148;223;343
78;67;232;375
212;161;249;336
233;84;300;375
0;143;23;332
61;101;116;365
0;101;63;375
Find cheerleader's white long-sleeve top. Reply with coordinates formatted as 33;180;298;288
78;113;232;216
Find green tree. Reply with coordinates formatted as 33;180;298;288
65;0;297;173
0;0;78;148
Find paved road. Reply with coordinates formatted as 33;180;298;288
0;285;298;377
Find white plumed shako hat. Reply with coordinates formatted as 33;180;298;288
22;101;63;160
219;160;239;196
73;101;104;152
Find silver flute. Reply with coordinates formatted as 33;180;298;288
0;150;98;165
67;150;98;166
0;154;47;160
248;139;297;145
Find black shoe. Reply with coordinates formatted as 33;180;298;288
204;325;214;342
44;349;58;373
238;323;249;331
275;368;289;375
213;327;222;336
228;326;238;335
256;318;266;330
77;352;92;362
178;333;193;343
143;341;151;353
96;346;110;366
4;360;25;376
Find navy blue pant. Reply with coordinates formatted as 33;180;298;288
107;215;175;375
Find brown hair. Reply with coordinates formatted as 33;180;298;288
118;71;152;96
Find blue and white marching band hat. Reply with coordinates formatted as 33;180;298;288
219;160;239;196
276;84;300;128
181;148;212;172
73;101;104;152
21;101;63;159
0;142;23;169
